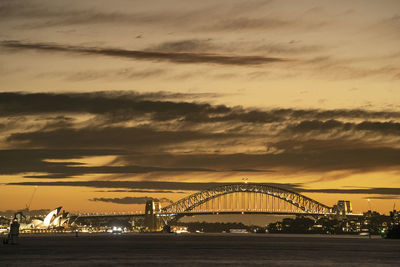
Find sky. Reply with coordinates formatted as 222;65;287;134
0;0;400;215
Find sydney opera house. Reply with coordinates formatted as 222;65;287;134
18;207;70;230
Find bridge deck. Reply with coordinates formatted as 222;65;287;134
71;210;352;219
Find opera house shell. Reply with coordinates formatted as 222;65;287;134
22;207;70;230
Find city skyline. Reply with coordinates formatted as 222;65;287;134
1;0;400;214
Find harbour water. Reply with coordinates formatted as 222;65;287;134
1;233;399;266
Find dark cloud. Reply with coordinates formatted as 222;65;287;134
90;196;173;204
7;126;239;150
3;137;400;178
7;181;301;192
8;181;400;198
0;149;271;179
1;40;287;66
267;139;400;172
287;119;400;135
288;119;349;132
20;163;217;179
0;149;220;179
2;91;400;178
96;189;185;194
0;91;227;117
0;149;120;174
1;92;399;123
0;91;284;124
148;39;216;53
356;121;400;135
112;137;400;174
302;188;400;195
277;108;400;120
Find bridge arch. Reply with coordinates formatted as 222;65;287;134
161;183;332;215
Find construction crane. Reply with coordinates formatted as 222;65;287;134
25;186;38;212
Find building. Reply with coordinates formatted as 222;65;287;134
334;200;352;215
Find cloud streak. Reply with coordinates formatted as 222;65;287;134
96;189;185;194
90;196;173;204
6;181;300;191
1;40;288;66
0;149;220;179
287;119;400;135
117;144;400;174
1;92;399;122
7;126;242;150
0;149;269;179
8;181;400;197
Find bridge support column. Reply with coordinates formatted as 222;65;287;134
144;200;163;231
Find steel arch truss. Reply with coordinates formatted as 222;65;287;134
161;183;332;215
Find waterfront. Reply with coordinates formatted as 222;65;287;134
1;233;399;266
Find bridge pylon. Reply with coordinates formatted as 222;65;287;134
144;200;163;231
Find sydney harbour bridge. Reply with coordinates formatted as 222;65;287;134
72;183;347;231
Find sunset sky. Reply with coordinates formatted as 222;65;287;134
1;0;400;215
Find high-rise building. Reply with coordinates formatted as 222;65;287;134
335;200;352;215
